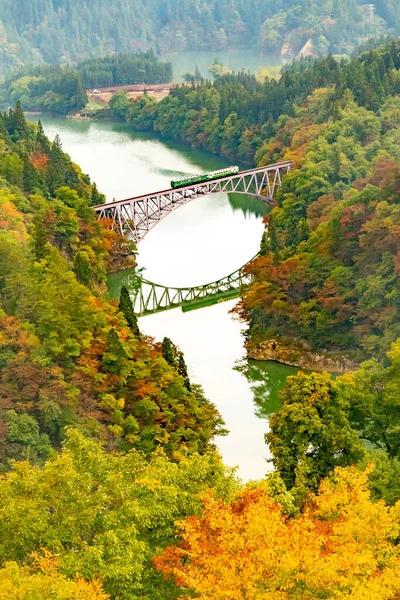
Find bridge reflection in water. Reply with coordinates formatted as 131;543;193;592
113;261;253;317
101;161;292;314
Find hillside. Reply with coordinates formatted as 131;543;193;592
0;0;399;76
3;37;400;600
0;103;225;471
108;41;400;363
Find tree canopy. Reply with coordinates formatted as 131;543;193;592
0;0;398;77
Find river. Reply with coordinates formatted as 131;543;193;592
37;116;298;481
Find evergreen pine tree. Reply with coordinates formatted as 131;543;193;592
119;286;140;338
90;182;105;206
31;214;48;261
259;230;269;256
47;134;66;193
162;337;176;367
23;157;40;194
0;115;10;142
9;101;30;139
178;352;191;391
74;250;94;287
194;64;202;81
101;329;127;374
75;75;88;110
36;120;51;154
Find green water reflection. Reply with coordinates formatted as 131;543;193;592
236;360;300;419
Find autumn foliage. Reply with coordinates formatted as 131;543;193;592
0;105;224;469
237;85;400;361
0;553;108;600
155;467;400;599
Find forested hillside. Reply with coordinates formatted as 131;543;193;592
111;41;400;362
0;0;399;76
4;52;400;600
0;53;173;115
0;104;224;471
0;65;88;115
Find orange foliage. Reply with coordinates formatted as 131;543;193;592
30;153;49;169
155;467;400;600
0;197;27;242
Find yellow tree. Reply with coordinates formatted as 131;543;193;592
155;467;400;599
0;552;108;600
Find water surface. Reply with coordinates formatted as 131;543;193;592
159;49;282;81
37;116;299;480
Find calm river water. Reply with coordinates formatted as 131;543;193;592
37;117;298;481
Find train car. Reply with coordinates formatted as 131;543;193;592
171;166;239;189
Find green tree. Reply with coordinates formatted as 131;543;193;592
36;119;51;154
23;157;40;193
101;328;128;374
194;64;202;81
161;336;176;366
5;411;53;464
75;74;88;110
178;352;191;391
47;134;66;193
267;371;364;498
118;286;140;338
259;230;269;256
31;213;49;261
0;429;235;599
339;340;400;459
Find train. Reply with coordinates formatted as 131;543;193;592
171;166;239;189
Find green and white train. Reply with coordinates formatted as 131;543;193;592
171;166;239;189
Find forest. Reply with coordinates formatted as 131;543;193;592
0;65;88;115
77;51;173;89
0;0;400;77
0;53;172;115
0;104;225;469
109;41;400;362
2;37;400;596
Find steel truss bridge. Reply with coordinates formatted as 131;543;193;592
98;160;292;315
94;161;292;243
120;262;253;316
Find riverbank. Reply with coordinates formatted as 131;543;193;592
87;82;187;106
247;338;360;373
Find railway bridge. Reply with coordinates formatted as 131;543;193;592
94;161;292;243
98;160;292;315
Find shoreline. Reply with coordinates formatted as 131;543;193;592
247;338;360;373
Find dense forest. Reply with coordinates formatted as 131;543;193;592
77;51;173;88
109;41;400;362
3;48;400;595
0;0;400;77
0;64;88;115
0;104;224;471
0;53;172;115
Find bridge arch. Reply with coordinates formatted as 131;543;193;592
116;260;254;316
95;161;292;243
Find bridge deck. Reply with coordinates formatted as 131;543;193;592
94;161;293;211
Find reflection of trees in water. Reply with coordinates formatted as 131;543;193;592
107;268;142;301
235;359;299;420
228;193;269;219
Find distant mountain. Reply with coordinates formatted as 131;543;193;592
0;0;399;76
